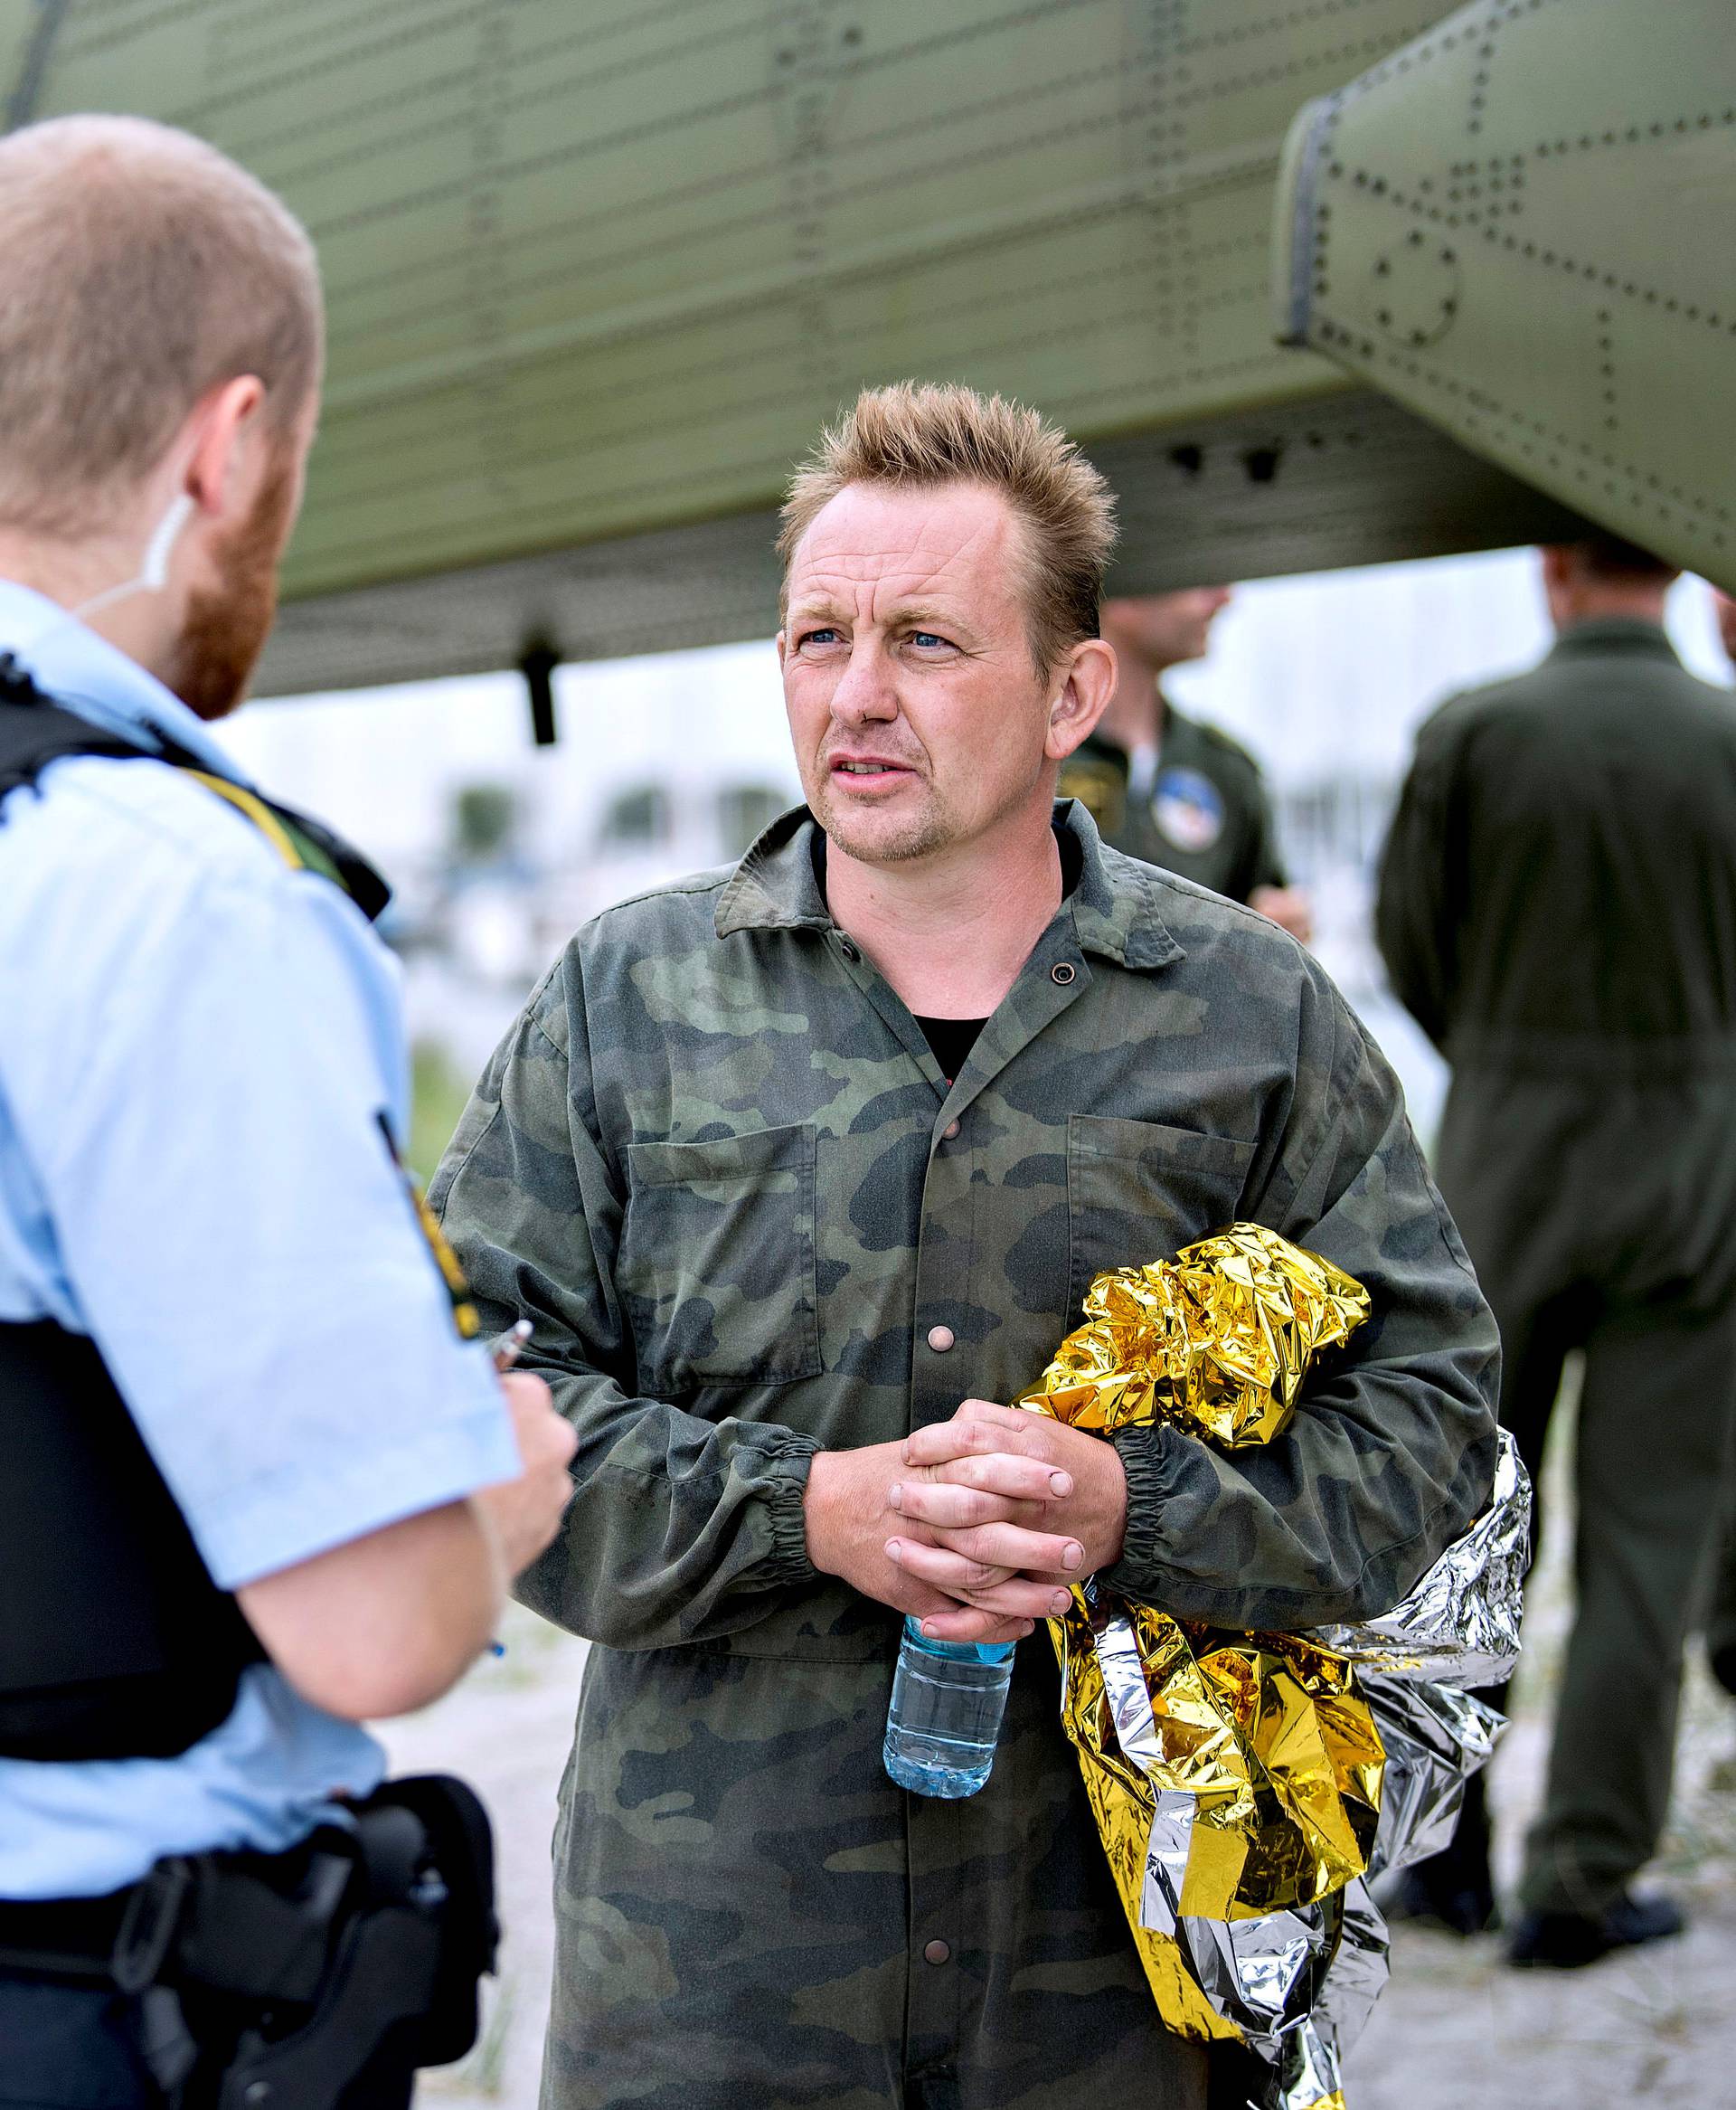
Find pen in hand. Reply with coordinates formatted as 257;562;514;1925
489;1317;533;1373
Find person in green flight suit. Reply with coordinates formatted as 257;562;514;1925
1702;582;1736;1711
1377;536;1736;1967
1058;588;1313;941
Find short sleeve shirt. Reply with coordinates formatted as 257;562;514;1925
0;580;519;1897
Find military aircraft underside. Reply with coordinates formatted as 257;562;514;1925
3;0;1729;697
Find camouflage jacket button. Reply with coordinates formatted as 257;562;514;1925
926;1324;955;1353
922;1938;951;1965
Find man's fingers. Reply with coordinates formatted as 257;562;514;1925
897;1452;1070;1504
886;1538;1012;1593
903;1416;1060;1471
496;1373;577;1477
916;1606;1035;1645
918;1520;1084;1575
894;1579;969;1624
954;1398;1032;1427
887;1480;1047;1530
885;1538;1072;1619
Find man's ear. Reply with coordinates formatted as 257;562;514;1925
1045;637;1118;762
183;374;268;525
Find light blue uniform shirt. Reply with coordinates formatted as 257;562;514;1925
0;581;520;1898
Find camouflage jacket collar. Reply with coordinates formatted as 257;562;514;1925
714;800;1183;972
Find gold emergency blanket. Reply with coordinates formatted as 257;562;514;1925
1019;1226;1375;2052
1016;1225;1527;2110
1026;1226;1372;1449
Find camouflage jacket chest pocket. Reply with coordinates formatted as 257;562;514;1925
1066;1113;1257;1314
618;1122;822;1392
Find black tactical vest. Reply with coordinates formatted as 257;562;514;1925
0;658;410;1760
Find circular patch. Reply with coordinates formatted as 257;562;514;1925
1151;766;1225;854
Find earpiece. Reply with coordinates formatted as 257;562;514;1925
71;488;196;622
140;492;195;591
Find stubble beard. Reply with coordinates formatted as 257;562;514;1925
808;771;955;866
810;755;1045;870
163;452;296;722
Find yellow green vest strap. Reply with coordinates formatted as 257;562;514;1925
182;770;350;893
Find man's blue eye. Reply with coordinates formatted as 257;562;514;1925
911;631;946;648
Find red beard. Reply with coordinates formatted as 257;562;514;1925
163;451;296;722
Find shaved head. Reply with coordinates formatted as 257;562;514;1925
0;114;321;536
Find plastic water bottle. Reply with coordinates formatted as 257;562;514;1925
882;1614;1015;1797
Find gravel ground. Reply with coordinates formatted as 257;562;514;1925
1347;1659;1736;2110
381;1386;1736;2110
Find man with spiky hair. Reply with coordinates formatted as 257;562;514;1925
439;382;1496;2108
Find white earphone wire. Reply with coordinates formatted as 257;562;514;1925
70;491;196;622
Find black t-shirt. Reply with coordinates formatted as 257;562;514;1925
812;827;1071;1080
913;1015;986;1082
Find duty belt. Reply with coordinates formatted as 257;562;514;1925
0;1775;496;2108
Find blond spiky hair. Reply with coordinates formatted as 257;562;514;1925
778;381;1118;674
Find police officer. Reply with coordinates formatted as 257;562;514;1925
1377;536;1736;1965
1059;587;1313;940
0;117;576;2103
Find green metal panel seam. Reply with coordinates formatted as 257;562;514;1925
1273;91;1341;345
318;135;1298;420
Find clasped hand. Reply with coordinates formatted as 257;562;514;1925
804;1398;1128;1645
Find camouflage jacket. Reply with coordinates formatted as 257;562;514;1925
433;802;1497;2107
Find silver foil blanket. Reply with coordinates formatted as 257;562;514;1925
1135;1429;1531;2110
1315;1427;1531;1687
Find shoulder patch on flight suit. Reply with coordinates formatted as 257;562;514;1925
1057;751;1127;836
1152;766;1226;853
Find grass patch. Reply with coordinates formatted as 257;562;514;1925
410;1039;476;1186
